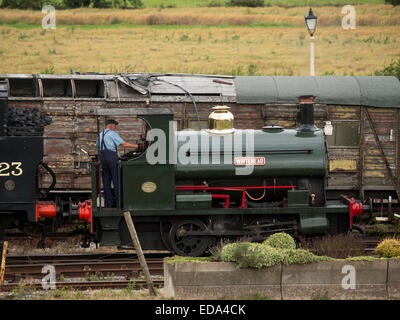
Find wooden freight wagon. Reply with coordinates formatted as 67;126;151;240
1;73;400;208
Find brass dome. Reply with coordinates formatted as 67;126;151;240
207;106;235;134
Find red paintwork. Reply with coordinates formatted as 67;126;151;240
78;200;93;232
35;201;57;222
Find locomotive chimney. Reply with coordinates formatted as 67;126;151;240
0;80;8;136
297;95;317;132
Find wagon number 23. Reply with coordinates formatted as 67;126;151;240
0;162;23;176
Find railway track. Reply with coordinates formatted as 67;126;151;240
2;279;165;291
0;237;384;292
5;232;80;241
361;238;381;252
2;252;170;291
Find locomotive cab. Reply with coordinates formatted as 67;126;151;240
91;108;175;212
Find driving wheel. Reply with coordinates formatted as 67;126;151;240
168;219;211;257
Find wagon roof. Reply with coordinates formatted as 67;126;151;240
234;76;400;108
0;73;399;108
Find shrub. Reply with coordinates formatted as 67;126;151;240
366;223;388;237
205;1;223;7
0;0;143;9
225;0;264;7
237;243;284;268
345;256;379;262
280;249;332;265
221;242;284;268
40;65;55;74
221;242;251;263
299;234;364;259
90;0;110;7
221;241;330;269
0;0;44;9
110;0;143;8
63;0;91;7
375;58;400;80
111;16;120;24
263;232;296;250
208;238;232;261
375;238;400;258
42;0;66;8
385;0;400;6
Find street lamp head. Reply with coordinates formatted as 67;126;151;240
305;8;317;37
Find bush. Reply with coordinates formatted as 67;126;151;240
63;0;91;7
205;1;223;7
375;238;400;258
225;0;264;7
110;0;143;8
375;58;400;80
0;0;143;9
220;242;250;263
345;256;379;262
385;0;400;5
263;232;296;250
221;242;284;268
280;249;331;265
299;234;364;259
1;0;44;9
221;241;330;269
90;0;110;7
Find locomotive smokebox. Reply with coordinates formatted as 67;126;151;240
297;95;318;132
0;80;8;136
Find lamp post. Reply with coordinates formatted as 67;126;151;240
305;8;318;76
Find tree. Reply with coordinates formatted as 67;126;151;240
89;0;110;7
63;0;91;7
110;0;143;8
385;0;400;5
225;0;264;7
1;0;44;9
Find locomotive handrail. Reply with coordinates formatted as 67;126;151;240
175;185;296;190
39;161;56;197
176;185;296;208
185;149;314;155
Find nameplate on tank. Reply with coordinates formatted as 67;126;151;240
234;157;265;166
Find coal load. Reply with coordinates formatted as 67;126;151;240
5;107;52;136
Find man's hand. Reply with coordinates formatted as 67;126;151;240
121;142;138;149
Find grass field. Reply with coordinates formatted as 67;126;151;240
140;0;386;8
0;5;398;76
1;5;398;26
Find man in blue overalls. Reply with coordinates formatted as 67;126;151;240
97;119;137;208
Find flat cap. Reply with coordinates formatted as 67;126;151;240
106;119;119;125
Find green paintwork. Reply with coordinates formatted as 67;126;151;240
287;190;310;207
176;194;212;209
121;112;175;211
122;163;175;210
98;216;121;245
175;129;326;179
299;213;328;235
93;201;348;218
